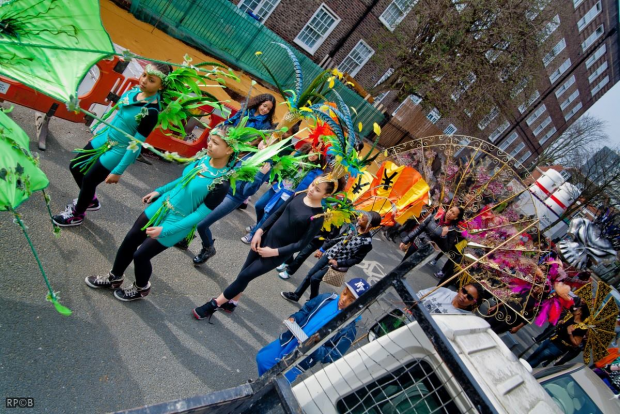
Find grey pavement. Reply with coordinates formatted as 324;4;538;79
0;104;440;414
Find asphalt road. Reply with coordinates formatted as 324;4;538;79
0;104;442;414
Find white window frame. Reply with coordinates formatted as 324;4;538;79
582;25;604;52
238;0;281;22
373;91;389;104
588;61;608;83
585;44;606;69
519;90;540;113
573;0;584;8
294;4;341;55
426;108;441;124
555;75;576;99
511;77;530;98
489;120;510;142
338;39;375;77
453;138;471;157
518;150;532;165
591;75;609;96
549;58;571;84
560;90;580;111
539;126;557;145
577;2;602;32
533;116;552;136
379;0;417;31
510;142;526;157
526;104;547;126
499;132;518;151
452;72;477;101
543;38;566;67
444;124;458;135
392;94;421;116
564;102;583;120
478;107;499;130
374;67;394;87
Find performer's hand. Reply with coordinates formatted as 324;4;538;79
399;242;409;252
105;174;121;184
315;250;323;258
259;163;271;174
441;226;449;237
251;230;263;252
257;246;278;257
487;305;497;315
329;259;338;267
258;140;267;150
142;191;160;204
145;226;162;238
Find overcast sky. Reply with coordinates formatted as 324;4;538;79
583;82;620;149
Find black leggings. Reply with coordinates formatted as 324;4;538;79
111;213;168;287
223;248;283;299
70;143;110;215
285;238;323;275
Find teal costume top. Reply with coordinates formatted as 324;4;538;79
144;157;230;247
88;87;160;175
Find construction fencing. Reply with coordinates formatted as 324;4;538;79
128;0;387;139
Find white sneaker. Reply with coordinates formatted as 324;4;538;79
245;225;255;232
278;271;290;280
240;234;252;244
276;263;288;272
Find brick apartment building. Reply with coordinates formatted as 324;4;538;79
232;0;620;169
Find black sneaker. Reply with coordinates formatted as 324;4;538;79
85;272;124;289
280;292;300;303
113;282;151;301
219;301;237;314
237;203;248;210
193;244;216;265
68;197;101;212
52;207;85;227
175;239;190;250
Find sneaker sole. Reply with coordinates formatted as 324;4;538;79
240;238;251;244
86;205;101;212
192;309;207;320
53;219;84;227
280;292;298;303
113;291;147;302
278;273;290;280
84;276;123;289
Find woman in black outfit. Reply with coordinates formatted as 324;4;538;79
192;176;337;322
399;205;465;270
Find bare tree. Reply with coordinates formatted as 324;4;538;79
370;0;564;128
537;115;609;167
542;146;620;232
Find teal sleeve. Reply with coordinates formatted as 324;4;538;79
110;132;147;175
160;203;212;238
154;176;184;196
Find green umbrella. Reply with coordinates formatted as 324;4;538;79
0;0;115;103
0;107;70;315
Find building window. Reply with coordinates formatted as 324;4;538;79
560;90;580;111
238;0;281;22
518;150;532;165
539;126;557;145
338;40;374;77
478;107;499;130
374;68;394;87
577;2;602;32
533;116;552;136
499;132;518;151
392;94;421;116
564;102;583;120
555;75;576;99
453;137;471;157
539;15;560;43
518;90;540;113
380;0;417;31
510;142;526;157
573;0;584;8
374;91;389;104
294;4;341;55
585;44;606;69
426;108;441;124
451;72;477;101
543;38;566;67
526;104;547;126
591;75;609;96
510;77;530;98
444;124;458;135
588;61;608;83
582;25;604;51
489;120;510;142
549;58;571;83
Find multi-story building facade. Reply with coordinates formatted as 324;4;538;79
233;0;620;168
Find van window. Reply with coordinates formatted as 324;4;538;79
541;374;602;413
336;360;459;413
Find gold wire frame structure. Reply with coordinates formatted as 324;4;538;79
378;134;552;327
